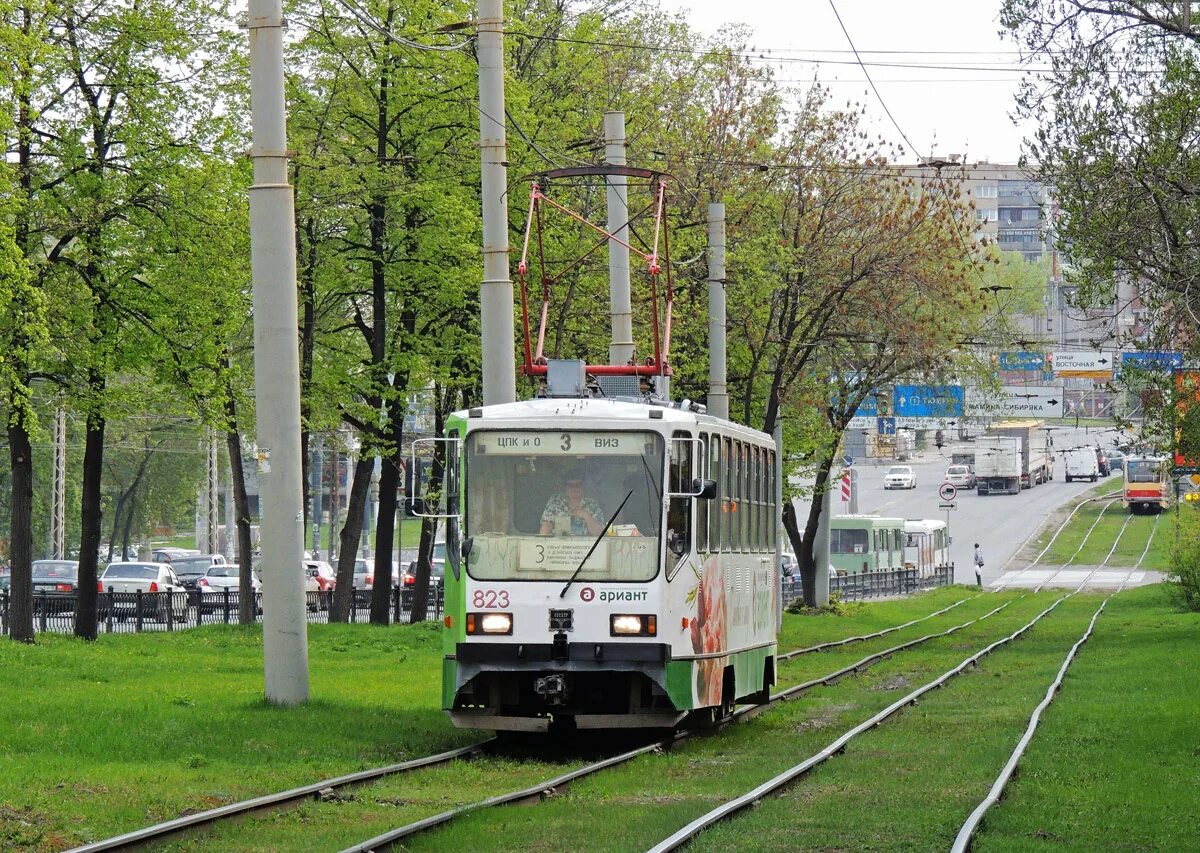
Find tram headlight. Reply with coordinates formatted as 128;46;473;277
610;614;657;637
467;612;513;635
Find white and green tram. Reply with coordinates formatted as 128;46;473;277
433;398;779;733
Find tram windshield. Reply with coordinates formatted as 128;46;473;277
464;430;664;582
1126;460;1162;483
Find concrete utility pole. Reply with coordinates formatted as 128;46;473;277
50;408;66;559
707;203;729;420
329;445;341;560
246;0;310;705
478;0;515;405
605;111;634;366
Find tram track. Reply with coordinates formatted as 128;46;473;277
72;592;987;852
643;574;1108;853
332;592;1023;852
951;571;1136;852
1035;498;1129;591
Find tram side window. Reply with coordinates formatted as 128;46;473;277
831;528;868;554
768;450;777;549
446;429;461;570
709;437;721;550
751;446;762;551
722;437;732;551
668;431;693;561
697;433;709;552
739;441;749;551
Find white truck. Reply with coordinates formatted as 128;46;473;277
975;437;1023;495
1063;446;1100;482
987;419;1054;488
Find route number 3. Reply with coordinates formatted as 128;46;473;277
473;589;510;608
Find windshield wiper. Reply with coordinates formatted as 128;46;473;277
559;489;633;599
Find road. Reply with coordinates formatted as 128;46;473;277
813;426;1132;586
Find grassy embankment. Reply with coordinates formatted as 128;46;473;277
1;585;1195;851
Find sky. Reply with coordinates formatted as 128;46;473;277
654;0;1034;164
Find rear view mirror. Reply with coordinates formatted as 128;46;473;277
693;478;717;500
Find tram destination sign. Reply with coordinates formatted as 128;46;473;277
472;431;650;455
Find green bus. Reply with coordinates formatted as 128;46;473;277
829;515;906;576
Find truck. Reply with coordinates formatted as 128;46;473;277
1063;446;1099;482
975;437;1023;495
987;419;1053;488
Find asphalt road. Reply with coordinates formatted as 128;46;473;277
822;426;1128;585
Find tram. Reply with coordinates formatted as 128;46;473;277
430;397;778;732
828;515;906;576
1123;455;1171;513
903;519;952;578
427;165;779;733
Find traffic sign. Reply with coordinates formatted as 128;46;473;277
938;482;958;501
877;416;897;436
966;385;1064;418
1121;351;1184;372
938;502;957;510
842;455;854;467
999;351;1045;371
892;385;964;418
1050;351;1113;378
894;416;957;429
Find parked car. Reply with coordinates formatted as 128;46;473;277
405;541;447;588
1107;449;1126;471
779;552;798;579
31;560;81;612
169;554;228;591
0;566;10;591
884;465;917;490
943;465;976;489
1064;447;1100;482
98;562;187;622
197;564;260;613
352;558;399;606
302;560;336;610
151;547;200;563
1095;447;1111;477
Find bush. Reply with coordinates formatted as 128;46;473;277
1168;507;1200;611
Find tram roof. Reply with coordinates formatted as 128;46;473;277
452;398;772;440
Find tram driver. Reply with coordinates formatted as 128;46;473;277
539;468;605;536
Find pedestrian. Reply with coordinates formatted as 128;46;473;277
973;542;984;587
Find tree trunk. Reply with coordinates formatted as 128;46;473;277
121;491;138;562
7;410;35;643
369;402;403;626
331;455;374;621
74;399;105;641
794;455;835;608
225;429;255;625
409;402;446;623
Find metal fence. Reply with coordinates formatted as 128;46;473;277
0;587;444;636
782;564;955;607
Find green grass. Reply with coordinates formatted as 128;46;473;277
2;586;1194;851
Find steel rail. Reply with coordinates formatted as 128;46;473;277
644;594;1075;853
744;599;1017;723
1034;498;1121;592
998;490;1122;574
776;593;980;661
339;738;677;852
950;592;1113;852
1134;513;1161;569
67;740;493;852
339;593;1022;851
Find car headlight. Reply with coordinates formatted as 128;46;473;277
610;614;656;637
466;612;513;635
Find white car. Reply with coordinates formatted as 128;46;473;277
99;562;188;622
944;465;976;489
884;465;917;490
